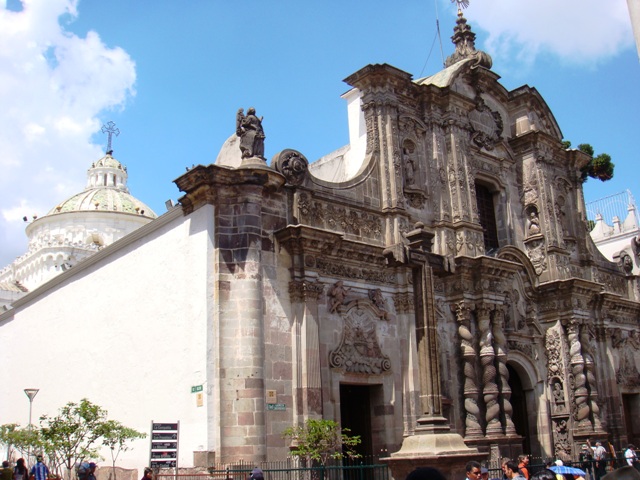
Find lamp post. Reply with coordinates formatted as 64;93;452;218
24;388;39;427
24;388;39;461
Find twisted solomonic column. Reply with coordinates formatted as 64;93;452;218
455;301;483;438
492;307;516;435
566;321;591;430
580;325;603;431
477;303;502;436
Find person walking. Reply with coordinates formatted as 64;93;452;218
13;459;28;480
1;461;13;480
625;444;638;470
518;455;530;480
30;455;49;480
592;441;608;480
466;462;482;480
504;461;526;480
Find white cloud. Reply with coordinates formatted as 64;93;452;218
0;0;135;267
459;0;633;68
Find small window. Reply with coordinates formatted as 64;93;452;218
475;183;499;251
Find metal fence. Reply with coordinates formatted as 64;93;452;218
585;189;639;229
156;459;390;480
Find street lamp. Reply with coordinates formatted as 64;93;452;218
24;388;39;462
24;388;39;427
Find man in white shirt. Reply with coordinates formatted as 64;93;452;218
625;444;638;468
592;441;607;480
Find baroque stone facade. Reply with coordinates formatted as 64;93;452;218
175;11;640;466
2;11;639;477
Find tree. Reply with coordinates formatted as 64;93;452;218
0;424;40;461
282;419;361;466
99;421;146;480
563;141;615;182
39;399;109;479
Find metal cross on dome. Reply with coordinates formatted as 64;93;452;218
101;121;120;154
451;0;470;12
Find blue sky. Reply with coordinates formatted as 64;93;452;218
0;0;638;267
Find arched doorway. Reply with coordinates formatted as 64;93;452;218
508;364;531;454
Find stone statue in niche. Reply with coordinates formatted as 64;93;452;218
236;107;265;159
329;281;350;313
527;210;541;236
403;141;417;187
552;380;565;413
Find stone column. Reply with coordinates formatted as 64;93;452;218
492;307;517;435
384;224;483;480
566;320;591;430
477;303;502;436
580;325;604;433
175;163;285;464
456;301;483;438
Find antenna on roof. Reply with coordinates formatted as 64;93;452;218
101;121;120;155
419;0;446;77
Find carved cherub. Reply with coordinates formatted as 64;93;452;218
329;281;350;313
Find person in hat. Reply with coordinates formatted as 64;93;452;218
29;455;49;480
592;441;608;480
481;467;490;480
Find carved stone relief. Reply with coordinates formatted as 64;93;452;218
329;304;391;374
468;93;503;150
612;330;640;387
524;237;547;275
296;193;383;242
272;149;308;186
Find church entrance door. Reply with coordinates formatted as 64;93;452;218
623;393;640;446
340;384;373;460
508;364;531;455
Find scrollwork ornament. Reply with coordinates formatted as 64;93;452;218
272;149;309;185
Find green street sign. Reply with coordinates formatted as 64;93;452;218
267;403;286;411
191;385;203;393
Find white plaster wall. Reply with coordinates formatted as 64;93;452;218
0;205;214;470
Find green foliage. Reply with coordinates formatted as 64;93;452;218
282;419;361;466
0;424;40;460
99;420;146;480
573;142;615;183
39;399;109;474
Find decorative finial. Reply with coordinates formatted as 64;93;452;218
451;0;470;14
101;121;120;155
444;0;492;69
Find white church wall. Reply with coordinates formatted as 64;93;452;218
0;204;215;471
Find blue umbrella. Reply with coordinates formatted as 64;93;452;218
550;466;587;476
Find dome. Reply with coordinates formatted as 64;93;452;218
49;188;156;218
46;152;157;219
